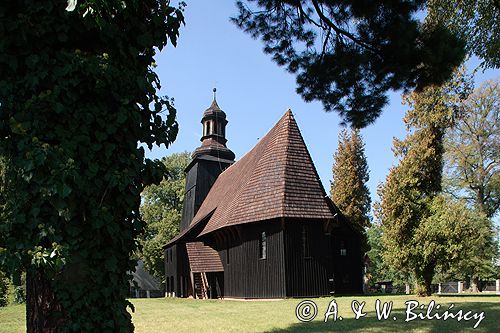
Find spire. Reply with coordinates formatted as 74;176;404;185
192;90;235;161
207;88;221;111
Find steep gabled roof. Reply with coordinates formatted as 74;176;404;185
192;110;335;236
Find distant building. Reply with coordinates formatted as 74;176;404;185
164;93;363;298
129;260;163;298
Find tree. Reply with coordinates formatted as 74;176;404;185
330;128;371;249
0;1;183;332
444;79;500;218
433;205;497;291
426;0;500;68
376;67;473;295
0;270;8;307
139;152;190;282
442;78;499;291
365;223;408;287
233;0;465;128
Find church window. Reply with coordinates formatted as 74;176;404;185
206;121;211;136
259;231;267;259
340;241;347;256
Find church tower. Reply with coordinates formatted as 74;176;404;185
180;89;235;231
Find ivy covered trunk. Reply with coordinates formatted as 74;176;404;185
0;1;184;331
26;269;65;333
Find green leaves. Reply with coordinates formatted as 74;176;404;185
376;66;475;295
0;0;184;331
138;152;189;282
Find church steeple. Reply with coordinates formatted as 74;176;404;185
179;90;235;231
192;89;235;161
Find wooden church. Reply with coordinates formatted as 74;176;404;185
164;93;363;299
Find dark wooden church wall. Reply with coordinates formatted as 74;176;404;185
217;220;286;298
331;224;363;294
164;244;177;294
164;244;191;297
283;220;332;297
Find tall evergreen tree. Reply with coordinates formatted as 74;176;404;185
331;128;371;249
376;67;474;296
233;0;465;128
331;129;371;229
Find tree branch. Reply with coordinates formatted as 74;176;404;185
310;0;379;54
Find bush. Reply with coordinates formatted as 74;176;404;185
0;271;8;307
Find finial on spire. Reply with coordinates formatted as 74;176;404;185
213;87;217;101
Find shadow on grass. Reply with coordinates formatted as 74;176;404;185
266;302;500;333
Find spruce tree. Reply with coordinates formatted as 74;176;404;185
331;128;371;249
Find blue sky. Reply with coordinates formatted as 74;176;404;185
147;2;498;218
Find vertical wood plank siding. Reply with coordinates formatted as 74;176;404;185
284;220;331;297
168;218;363;298
331;224;364;294
180;159;232;231
216;220;286;298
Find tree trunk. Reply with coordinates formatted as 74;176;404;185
26;269;66;333
471;276;480;293
415;264;435;296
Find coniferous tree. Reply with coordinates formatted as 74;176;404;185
233;0;466;128
331;129;371;230
331;128;371;253
376;67;474;296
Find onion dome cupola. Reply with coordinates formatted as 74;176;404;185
192;89;235;161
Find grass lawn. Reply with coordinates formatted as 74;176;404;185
1;294;499;332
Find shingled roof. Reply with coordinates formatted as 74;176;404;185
186;242;224;272
191;110;335;236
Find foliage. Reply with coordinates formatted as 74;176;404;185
232;0;466;128
0;1;183;331
365;223;408;286
433;204;498;284
330;128;370;252
139;152;190;282
0;270;8;307
426;0;499;68
376;67;473;296
331;129;371;229
443;79;500;218
440;78;499;290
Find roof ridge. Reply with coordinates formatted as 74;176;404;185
281;110;293;217
197;115;284;235
196;109;335;236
